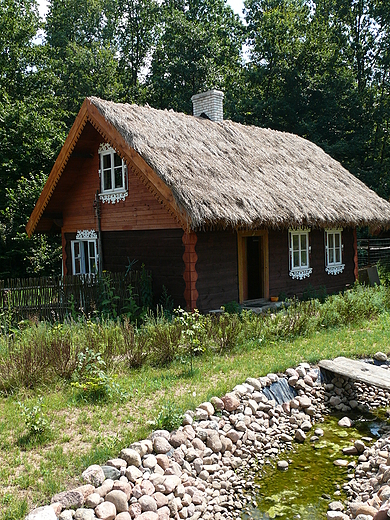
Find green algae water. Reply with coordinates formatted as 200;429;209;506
242;413;387;520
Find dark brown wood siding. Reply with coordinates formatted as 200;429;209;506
65;229;186;307
268;228;356;298
102;229;186;307
195;230;238;312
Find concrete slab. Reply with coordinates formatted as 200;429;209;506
319;356;390;390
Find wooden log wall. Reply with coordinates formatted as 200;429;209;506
195;230;239;312
268;228;356;298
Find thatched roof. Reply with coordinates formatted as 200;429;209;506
88;97;390;230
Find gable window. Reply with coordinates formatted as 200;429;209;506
98;143;128;204
289;228;312;280
325;228;345;275
71;230;98;275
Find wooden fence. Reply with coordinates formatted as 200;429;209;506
0;271;151;321
357;238;390;268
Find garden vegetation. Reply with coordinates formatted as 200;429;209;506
1;283;390;518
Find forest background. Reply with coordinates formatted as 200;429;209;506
1;0;389;279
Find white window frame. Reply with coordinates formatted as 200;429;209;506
98;143;128;204
71;230;98;275
325;228;345;275
289;228;313;280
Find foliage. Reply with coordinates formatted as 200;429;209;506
377;259;390;286
175;307;206;373
17;396;49;435
153;400;183;430
71;346;127;402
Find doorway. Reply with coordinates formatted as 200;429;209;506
238;230;269;303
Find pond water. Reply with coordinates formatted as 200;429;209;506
241;412;389;520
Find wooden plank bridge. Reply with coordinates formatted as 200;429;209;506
319;356;390;391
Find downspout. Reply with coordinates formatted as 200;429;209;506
94;190;103;274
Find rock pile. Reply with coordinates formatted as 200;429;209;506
25;356;390;520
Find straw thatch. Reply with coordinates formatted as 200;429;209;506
90;96;390;230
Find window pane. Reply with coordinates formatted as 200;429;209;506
300;234;307;250
90;258;96;273
293;251;299;267
74;258;81;274
335;233;340;247
89;241;95;258
74;242;80;257
301;250;307;266
103;154;111;170
328;233;334;249
329;248;334;264
335;248;341;263
114;166;123;189
114;153;122;167
292;234;299;250
104;170;112;190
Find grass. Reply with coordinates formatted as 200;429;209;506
1;285;390;518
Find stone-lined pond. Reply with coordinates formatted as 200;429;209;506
242;412;387;519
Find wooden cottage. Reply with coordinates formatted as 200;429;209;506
26;91;390;311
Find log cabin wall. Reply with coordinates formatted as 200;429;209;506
268;228;356;298
65;229;186;307
60;125;182;234
195;230;239;312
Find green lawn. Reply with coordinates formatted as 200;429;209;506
1;311;390;519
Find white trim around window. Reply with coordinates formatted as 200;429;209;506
325;228;345;275
98;143;128;204
71;230;98;275
289;228;313;280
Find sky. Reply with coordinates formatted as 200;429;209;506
37;0;244;20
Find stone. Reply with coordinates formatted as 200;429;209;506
141;480;155;496
74;510;95;520
94;501;116;520
112;481;132;500
245;377;263;391
163;475;181;493
115;514;132;520
101;466;121;481
170;431;187;448
343;446;359;455
328;502;344;511
50;503;62;517
277;460;289;470
105;490;128;513
333;459;349;467
95;480;114;498
374;352;388;362
25;506;58;520
82;465;106;487
156;454;170;470
106;458;127;470
59;512;75;520
355;505;379;517
221;393;240;412
137;513;159;520
153;492;168;508
338;417;353;428
206;431;222;453
210;397;224;410
52;490;84;509
85;493;103;508
129;503;142;518
197;402;215;416
120;449;142;468
326;513;349;520
125;466;143;482
355;440;366;454
139;495;158;513
297;395;311;409
294;429;306;442
153;437;172;454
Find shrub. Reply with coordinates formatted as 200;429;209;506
17;396;49;435
154;401;183;430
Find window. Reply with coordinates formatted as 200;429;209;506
325;229;345;275
289;228;312;279
71;230;98;275
98;143;128;204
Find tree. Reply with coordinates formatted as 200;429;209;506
148;0;245;115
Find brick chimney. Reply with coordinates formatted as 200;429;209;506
191;90;224;122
